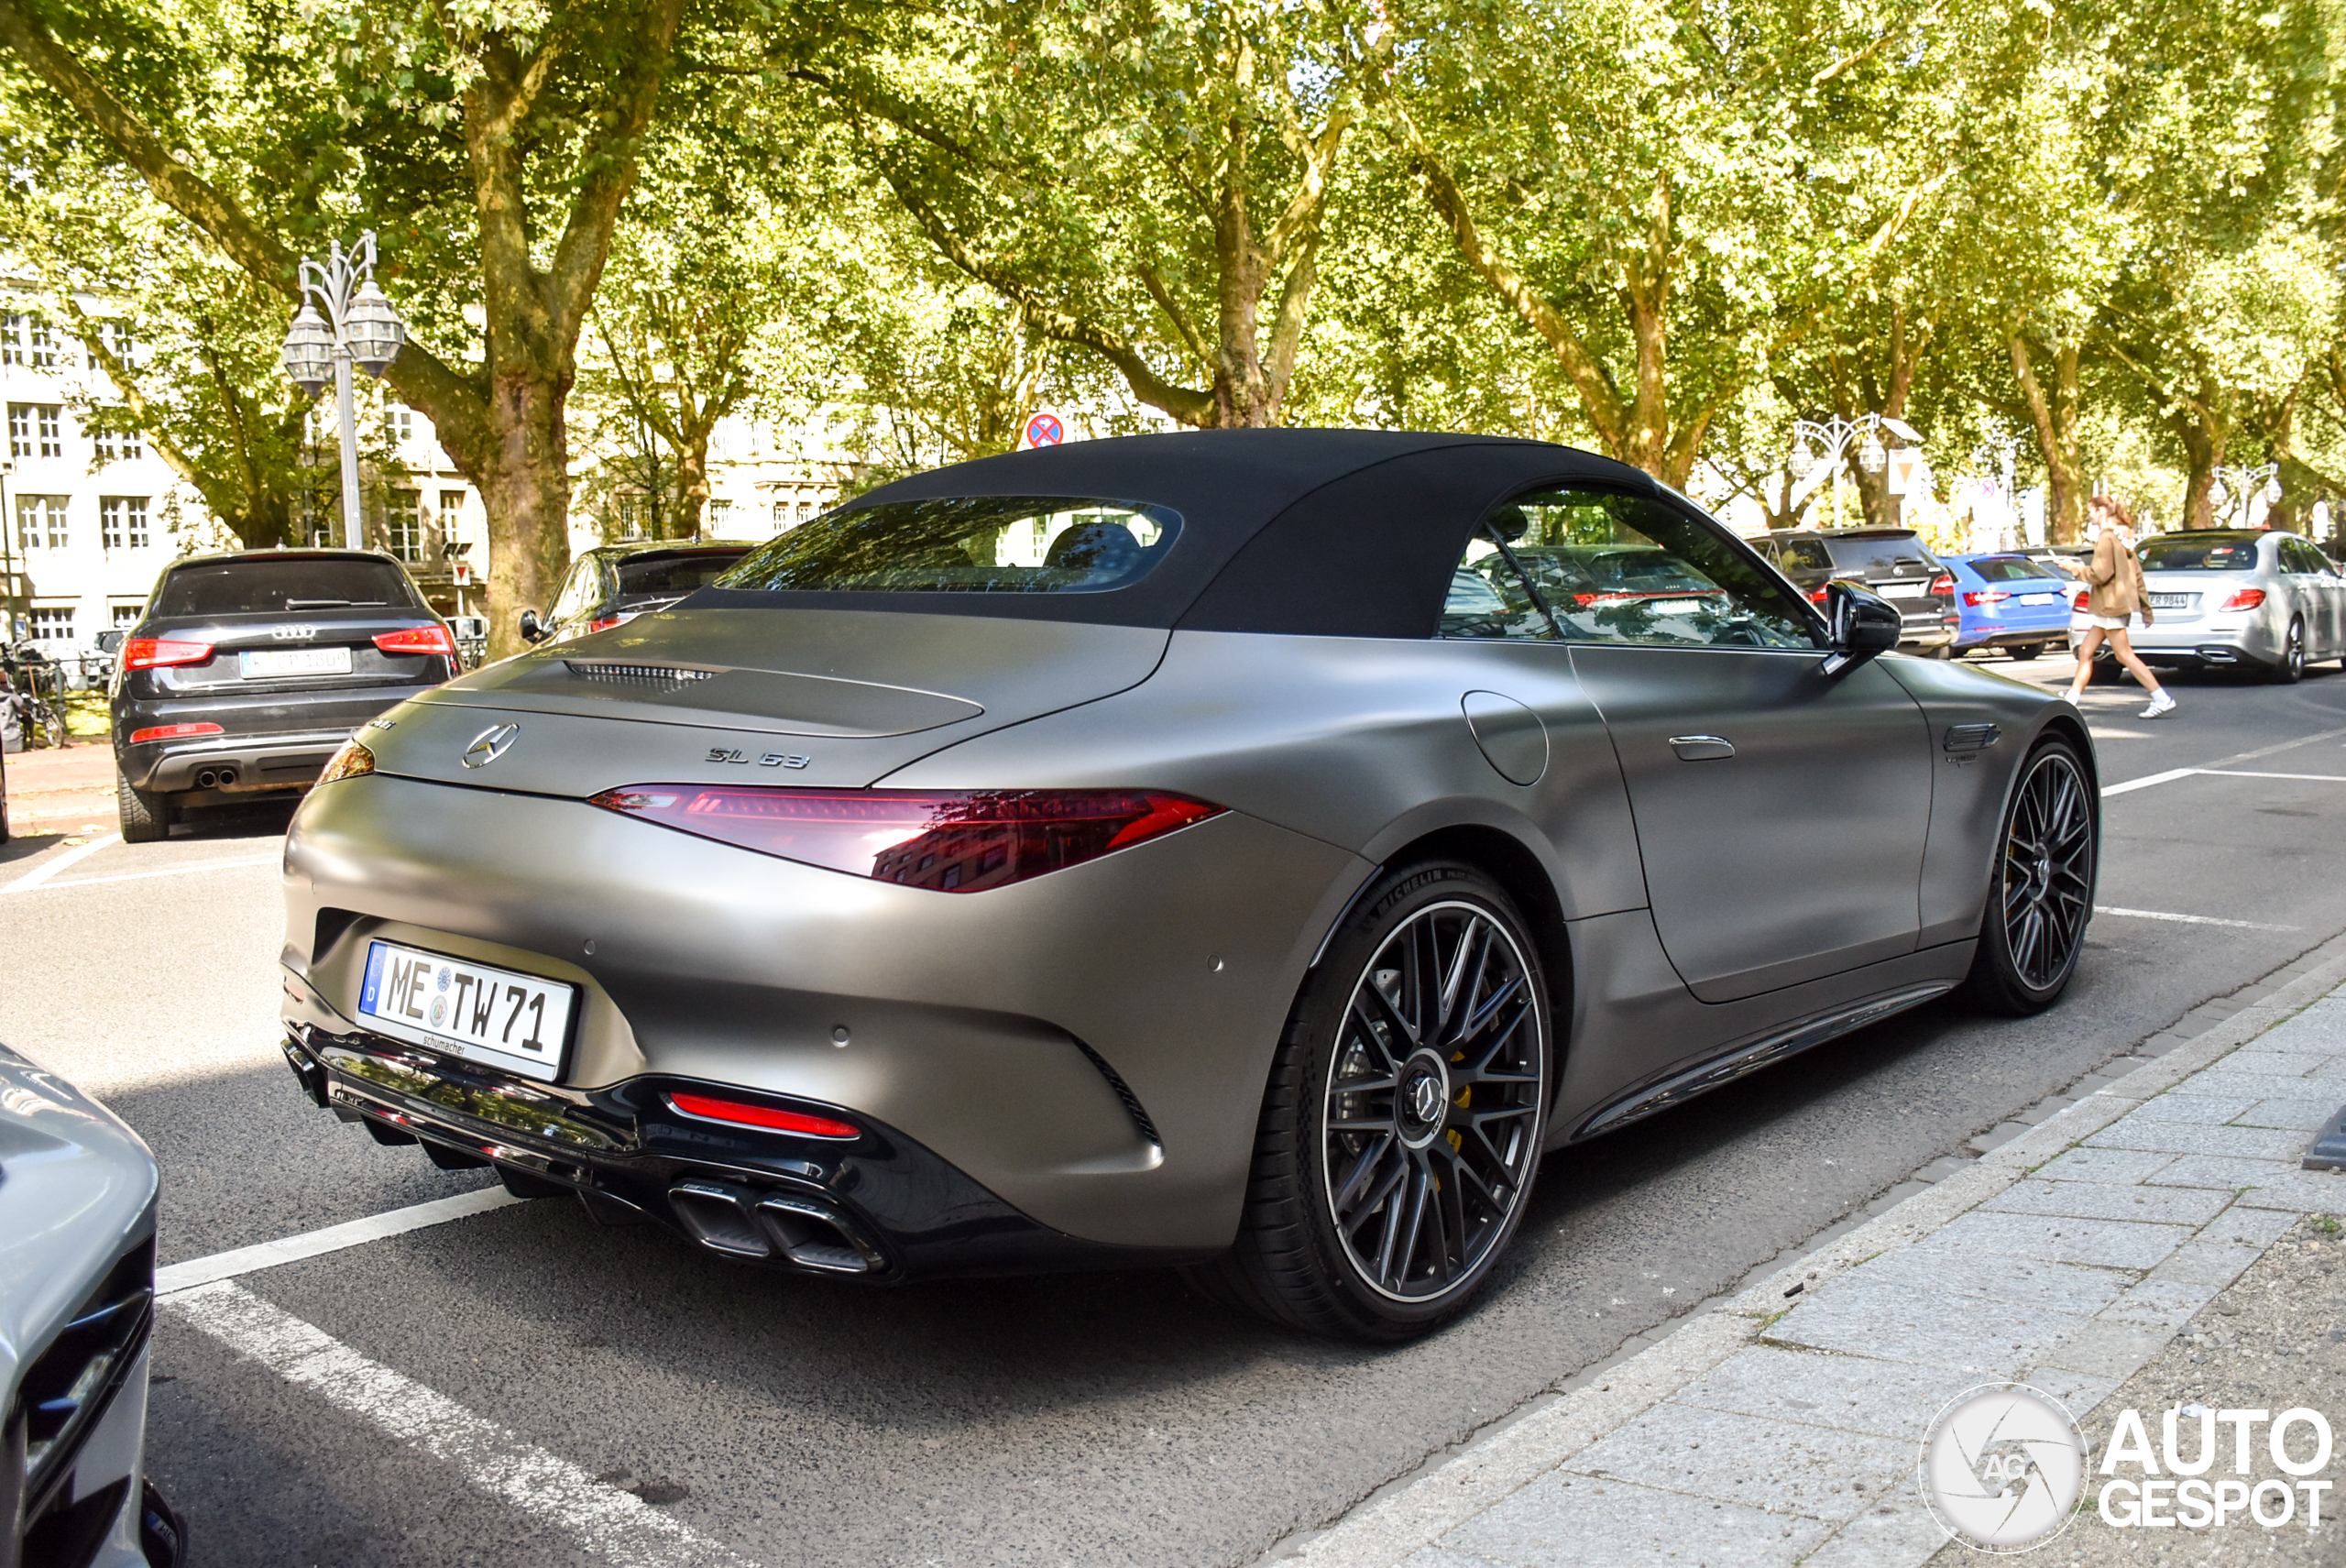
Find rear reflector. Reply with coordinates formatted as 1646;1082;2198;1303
127;721;225;744
122;637;212;670
588;786;1224;892
2220;588;2267;611
373;624;458;656
666;1091;859;1139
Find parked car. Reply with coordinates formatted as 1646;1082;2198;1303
89;627;128;687
518;541;760;647
279;431;2095;1343
2069;528;2346;683
1943;553;2075;660
1751;527;1959;653
445;615;489;671
110;549;460;842
0;1037;186;1567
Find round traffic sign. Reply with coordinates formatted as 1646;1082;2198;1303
1021;412;1065;449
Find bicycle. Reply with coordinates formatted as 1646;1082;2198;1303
0;644;68;750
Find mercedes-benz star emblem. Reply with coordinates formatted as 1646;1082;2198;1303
461;723;521;769
1411;1075;1444;1124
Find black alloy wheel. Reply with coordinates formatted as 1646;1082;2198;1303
2271;619;2306;685
1960;739;2096;1014
1200;861;1551;1340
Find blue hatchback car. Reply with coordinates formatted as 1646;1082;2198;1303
1944;553;2075;660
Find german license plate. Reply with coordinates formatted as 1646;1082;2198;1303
241;646;352;678
1652;598;1703;614
357;939;576;1081
2148;593;2192;609
2017;593;2061;606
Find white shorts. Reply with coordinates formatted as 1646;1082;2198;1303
2083;614;2132;631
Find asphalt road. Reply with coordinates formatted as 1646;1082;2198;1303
7;652;2346;1568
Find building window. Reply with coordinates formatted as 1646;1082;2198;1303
0;314;58;368
8;403;63;460
387;404;414;444
438;488;466;524
15;495;67;551
27;317;57;369
112;604;142;628
616;494;642;535
100;320;136;361
93;421;144;462
386;489;423;563
707;499;732;532
0;313;21;366
101;496;149;550
27;608;72;647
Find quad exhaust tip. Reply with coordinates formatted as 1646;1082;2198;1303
667;1180;882;1274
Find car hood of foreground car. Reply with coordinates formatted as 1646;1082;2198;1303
367;606;1173;793
0;1042;158;1408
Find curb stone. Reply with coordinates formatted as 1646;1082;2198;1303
1266;933;2346;1568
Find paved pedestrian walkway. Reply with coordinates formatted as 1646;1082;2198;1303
3;740;115;841
1275;945;2346;1568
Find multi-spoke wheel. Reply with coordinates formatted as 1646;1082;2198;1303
1197;861;1551;1340
2269;619;2306;685
1960;739;2096;1014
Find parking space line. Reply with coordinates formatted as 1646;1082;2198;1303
2100;767;2198;797
2196;768;2346;782
2094;905;2298;932
167;1281;755;1568
156;1188;522;1296
14;853;280;893
1;832;121;892
2098;722;2346;798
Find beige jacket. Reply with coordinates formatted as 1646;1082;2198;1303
2086;530;2147;620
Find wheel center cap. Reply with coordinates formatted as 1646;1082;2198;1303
1398;1050;1451;1149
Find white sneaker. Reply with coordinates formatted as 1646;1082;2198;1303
2141;690;2177;718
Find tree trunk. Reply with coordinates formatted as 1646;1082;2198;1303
675;423;712;539
2010;331;2087;545
477;372;572;629
2170;405;2222;530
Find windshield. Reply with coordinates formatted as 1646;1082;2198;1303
616;550;752;600
151;558;419;617
1968;555;2059;583
2138;535;2264;572
718;496;1180;595
1822;534;1940;576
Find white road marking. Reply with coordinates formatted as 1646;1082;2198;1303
2099;723;2346;798
157;1188;523;1296
167;1281;756;1568
2094;905;2299;932
13;853;280;893
1;831;122;892
2196;769;2346;783
2100;767;2198;797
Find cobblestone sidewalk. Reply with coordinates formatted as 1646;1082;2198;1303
1275;947;2346;1568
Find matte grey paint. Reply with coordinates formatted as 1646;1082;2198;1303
283;597;2078;1258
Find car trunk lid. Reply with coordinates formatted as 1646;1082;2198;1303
370;607;1170;792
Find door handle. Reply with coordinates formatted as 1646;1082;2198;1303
1669;735;1735;762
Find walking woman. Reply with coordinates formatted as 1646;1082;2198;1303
2067;495;2176;717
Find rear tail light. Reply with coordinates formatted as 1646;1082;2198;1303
2072;590;2090;612
588;616;626;632
316;739;375;784
373;625;458;657
2220;588;2266;611
121;637;212;670
588;786;1225;892
1808;587;1829;603
666;1091;859;1139
1962;590;2010;608
1926;572;1955;596
127;721;224;744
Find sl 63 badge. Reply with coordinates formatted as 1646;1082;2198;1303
707;748;811;769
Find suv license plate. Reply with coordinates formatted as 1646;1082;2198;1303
357;939;576;1081
241;646;352;677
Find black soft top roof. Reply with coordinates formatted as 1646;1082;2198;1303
683;429;1664;637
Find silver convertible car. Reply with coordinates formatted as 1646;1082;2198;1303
278;432;2098;1340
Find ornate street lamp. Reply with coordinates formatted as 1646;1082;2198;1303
280;232;408;549
2210;463;2281;528
1787;412;1917;525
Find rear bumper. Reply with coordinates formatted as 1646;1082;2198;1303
118;729;353;793
1954;620;2067;650
2069;620;2285;668
280;1023;1210;1281
113;681;435;792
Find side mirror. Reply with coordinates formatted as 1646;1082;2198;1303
518;609;548;644
1819;580;1901;676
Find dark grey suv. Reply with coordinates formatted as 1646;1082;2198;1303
519;540;758;647
1754;527;1958;654
111;550;457;841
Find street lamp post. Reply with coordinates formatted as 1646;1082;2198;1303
1787;412;1919;527
280;232;408;550
2210;463;2281;529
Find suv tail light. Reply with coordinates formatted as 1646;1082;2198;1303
2220;588;2267;611
588;786;1224;892
373;625;458;657
1926;572;1954;596
1962;589;2010;607
121;637;212;670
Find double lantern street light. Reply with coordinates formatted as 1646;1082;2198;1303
280;231;408;550
1786;412;1923;526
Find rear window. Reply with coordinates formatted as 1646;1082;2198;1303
1968;555;2058;583
2137;536;2263;572
718;496;1180;595
1771;539;1835;575
151;558;420;617
616;550;752;599
1821;535;1940;576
